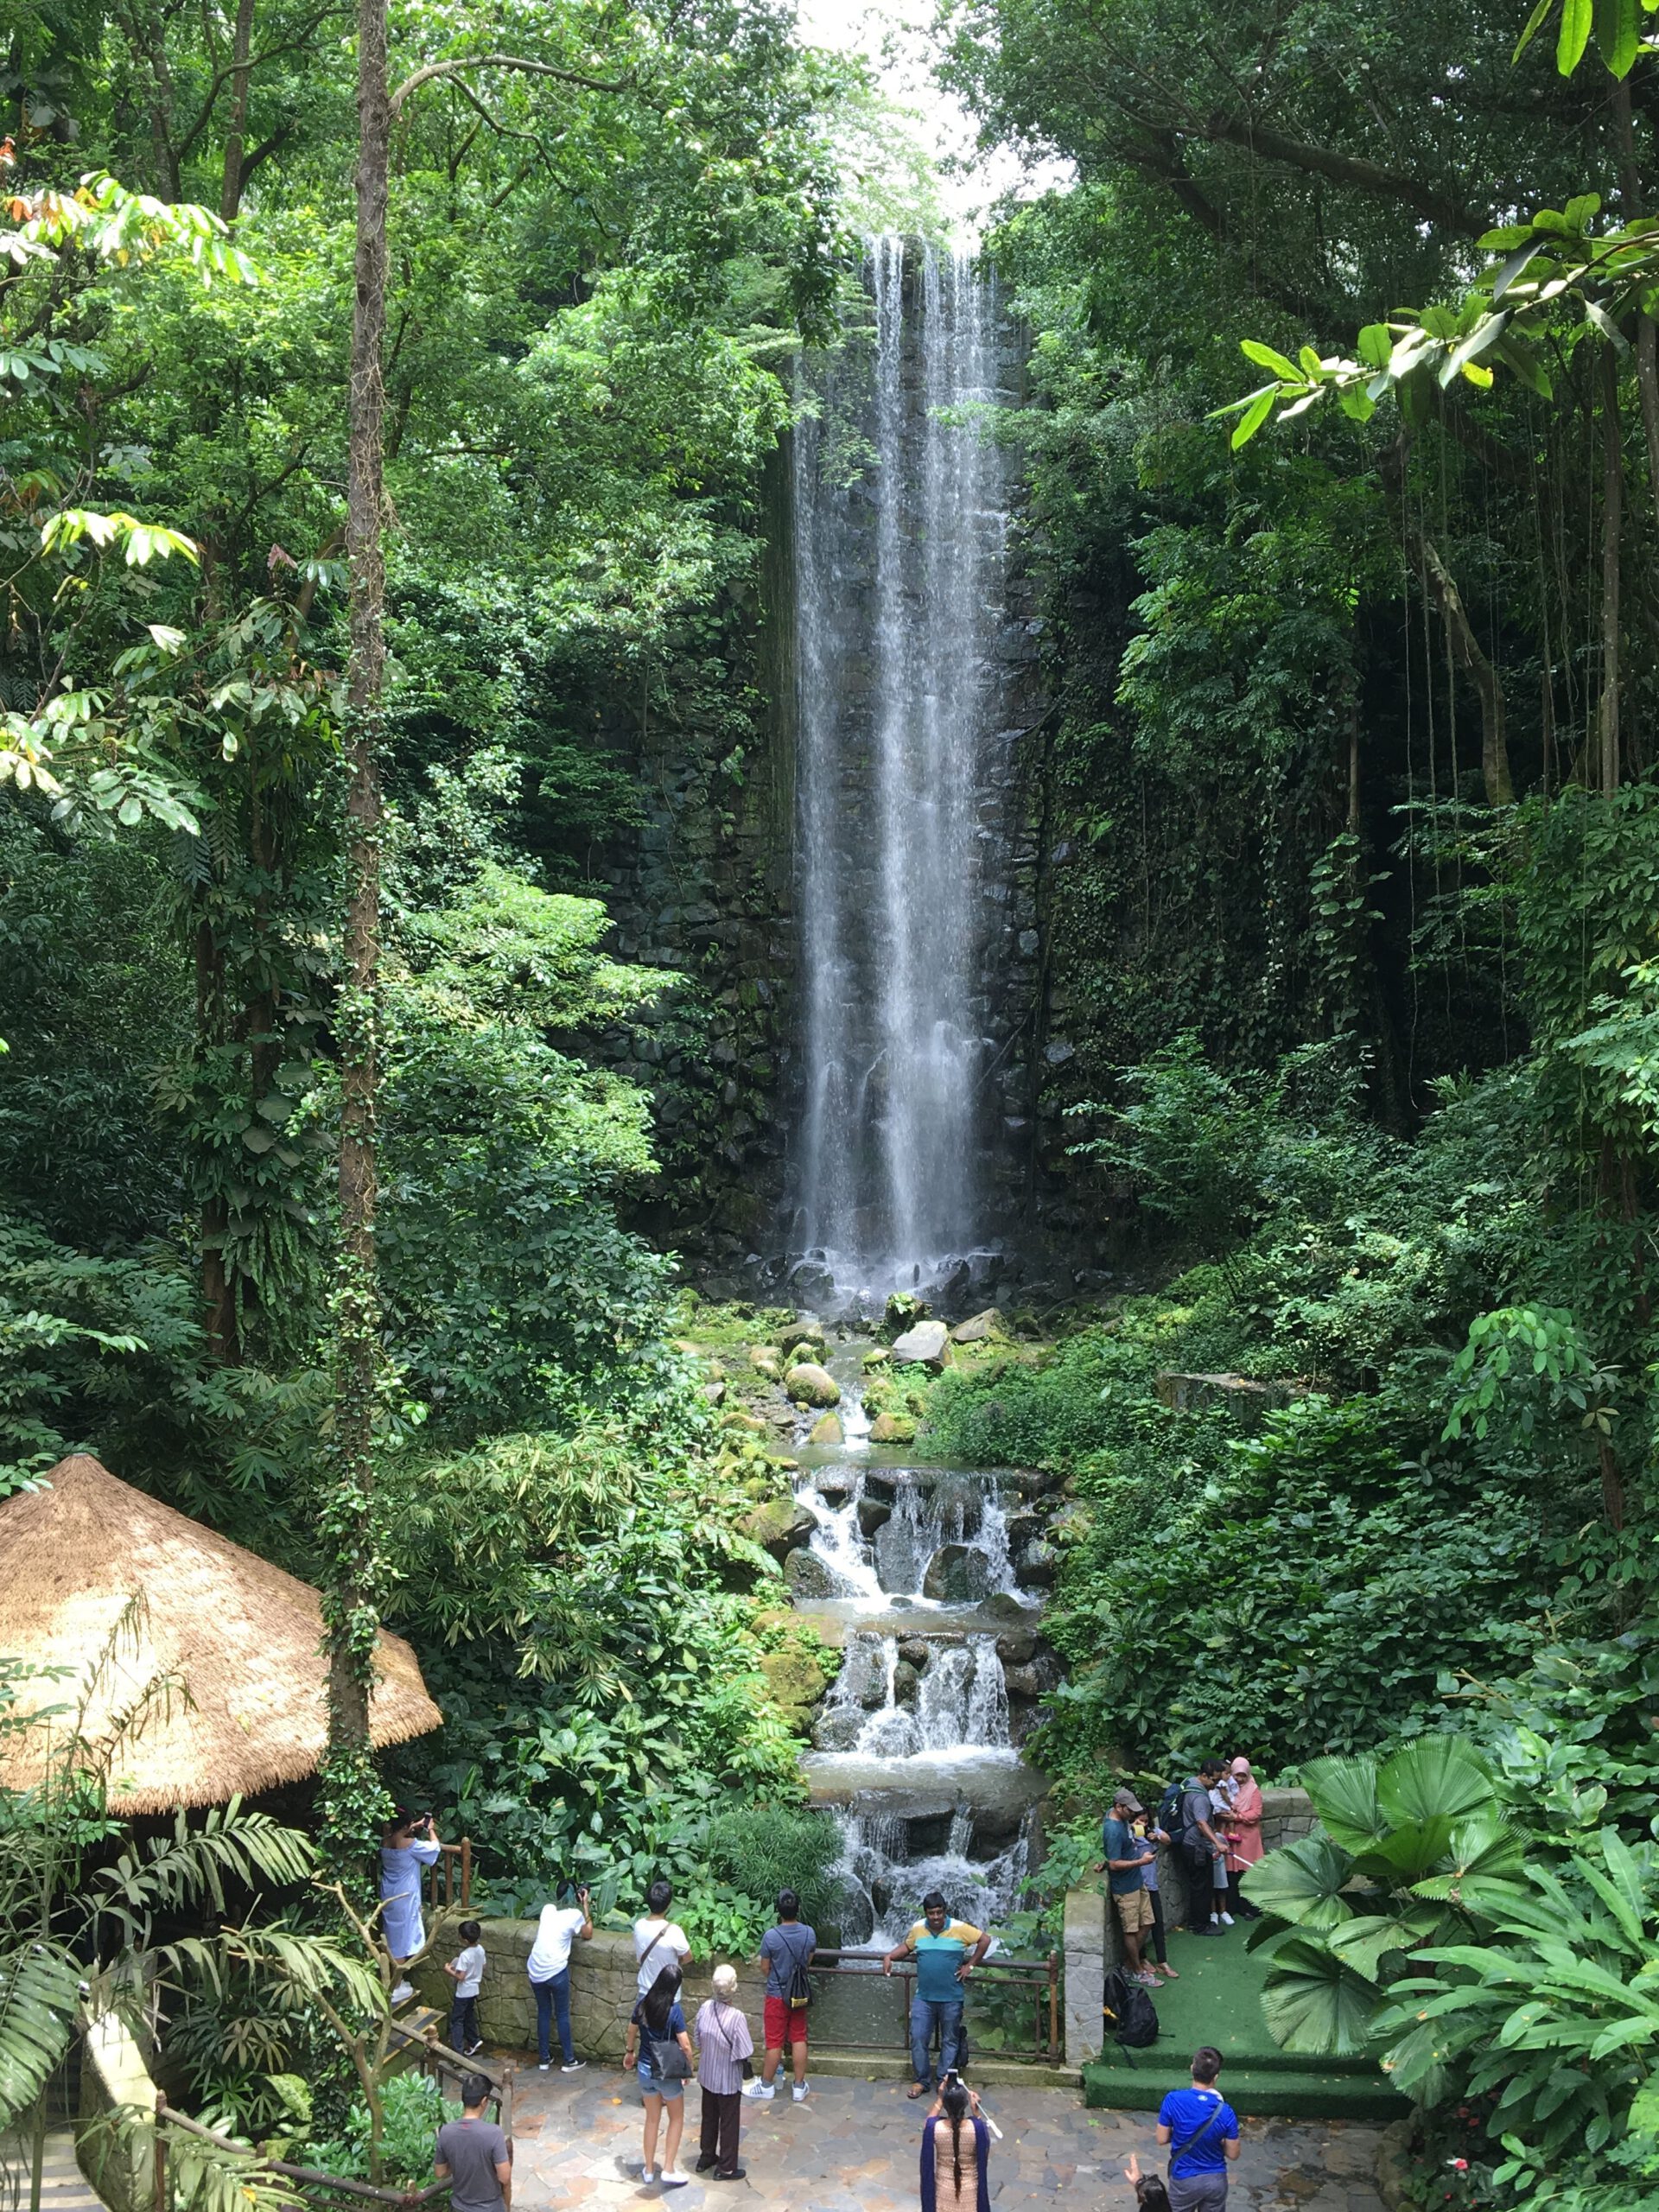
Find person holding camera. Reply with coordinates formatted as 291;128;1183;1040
380;1810;442;2005
525;1882;594;2072
920;2075;992;2212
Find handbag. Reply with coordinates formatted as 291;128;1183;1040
645;2030;690;2081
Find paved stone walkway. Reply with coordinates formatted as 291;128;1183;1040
509;2068;1388;2212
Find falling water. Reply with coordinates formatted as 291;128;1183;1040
791;240;1012;1285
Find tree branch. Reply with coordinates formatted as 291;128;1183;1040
1184;114;1490;237
390;54;631;118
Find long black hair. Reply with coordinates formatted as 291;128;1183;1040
940;2076;970;2197
640;1963;683;2035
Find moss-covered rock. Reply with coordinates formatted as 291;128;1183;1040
810;1410;844;1445
785;1361;840;1407
760;1648;828;1712
868;1410;916;1444
739;1495;817;1558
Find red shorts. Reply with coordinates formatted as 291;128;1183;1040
763;1996;807;2050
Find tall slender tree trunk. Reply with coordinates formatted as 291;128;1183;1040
219;0;259;220
1597;348;1624;799
321;0;391;1859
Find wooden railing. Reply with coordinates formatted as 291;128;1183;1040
152;2030;512;2210
423;1840;472;1913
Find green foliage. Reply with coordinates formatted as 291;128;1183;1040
702;1808;848;1931
305;2073;454;2190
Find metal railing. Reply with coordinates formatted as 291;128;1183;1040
797;1946;1061;2065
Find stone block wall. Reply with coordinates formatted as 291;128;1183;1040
415;1923;773;2064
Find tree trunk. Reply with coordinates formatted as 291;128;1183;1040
322;0;391;1853
1417;533;1514;804
1612;81;1659;541
218;0;259;221
1597;348;1624;799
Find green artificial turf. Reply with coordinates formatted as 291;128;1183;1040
1081;1923;1407;2122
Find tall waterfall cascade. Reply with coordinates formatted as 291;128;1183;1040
790;241;1026;1294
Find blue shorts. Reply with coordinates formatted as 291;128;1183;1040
637;2060;683;2102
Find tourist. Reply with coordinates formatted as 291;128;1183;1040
1224;1758;1265;1919
379;1810;442;2005
744;1887;817;2102
1156;2045;1239;2211
443;1918;486;2056
1208;1770;1236;1928
1133;1810;1179;1983
1122;2150;1173;2212
883;1891;994;2100
434;2071;511;2212
633;1878;693;1996
694;1963;753;2180
1178;1764;1229;1936
525;1882;593;2072
1098;1788;1159;1986
624;1963;694;2189
919;2075;992;2212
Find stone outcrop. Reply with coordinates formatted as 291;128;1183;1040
810;1411;844;1446
868;1411;915;1444
738;1496;816;1559
950;1308;1004;1344
921;1542;990;1602
1155;1371;1306;1432
891;1319;951;1370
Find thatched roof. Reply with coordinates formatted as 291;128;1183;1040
0;1455;441;1812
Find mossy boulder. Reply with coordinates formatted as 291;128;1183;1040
759;1649;828;1713
785;1548;836;1598
739;1496;817;1558
868;1410;916;1444
785;1361;841;1408
810;1411;844;1446
780;1318;827;1357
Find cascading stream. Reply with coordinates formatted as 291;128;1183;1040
791;240;1013;1289
788;1362;1045;1948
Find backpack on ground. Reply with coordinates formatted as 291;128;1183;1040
1155;1781;1186;1844
1102;1965;1159;2050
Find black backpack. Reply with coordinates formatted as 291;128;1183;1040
1102;1965;1159;2050
778;1925;814;2008
1155;1781;1186;1845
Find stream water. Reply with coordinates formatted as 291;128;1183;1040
785;1356;1046;1950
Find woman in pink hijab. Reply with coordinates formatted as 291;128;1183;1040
1224;1758;1265;1920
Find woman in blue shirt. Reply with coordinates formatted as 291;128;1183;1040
1156;2045;1239;2212
378;1812;442;2005
623;1965;694;2189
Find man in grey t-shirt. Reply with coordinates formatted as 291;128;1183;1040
435;2074;511;2212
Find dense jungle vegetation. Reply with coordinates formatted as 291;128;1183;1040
7;0;1659;2199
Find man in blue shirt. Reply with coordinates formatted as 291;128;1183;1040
1156;2044;1240;2211
1099;1786;1158;1986
882;1891;994;2100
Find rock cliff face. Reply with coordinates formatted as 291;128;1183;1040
585;242;1077;1293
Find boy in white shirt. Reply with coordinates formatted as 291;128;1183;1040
444;1919;486;2056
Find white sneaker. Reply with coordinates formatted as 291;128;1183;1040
791;2082;809;2102
742;2081;775;2100
660;2169;689;2188
390;1981;415;2006
1219;1911;1236;1926
561;2058;586;2074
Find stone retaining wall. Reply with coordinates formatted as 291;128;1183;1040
414;1923;773;2064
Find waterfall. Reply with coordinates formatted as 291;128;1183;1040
791;239;1012;1286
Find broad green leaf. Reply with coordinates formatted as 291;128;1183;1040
1557;0;1593;69
1231;387;1276;448
1241;340;1298;378
1301;1753;1383;1847
1325;1910;1439;1981
1243;1833;1358;1929
1355;1817;1458;1882
1592;0;1640;71
1262;1937;1380;2056
1357;322;1392;368
1376;1736;1497;1829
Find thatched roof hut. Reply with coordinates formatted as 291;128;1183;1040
0;1455;441;1812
